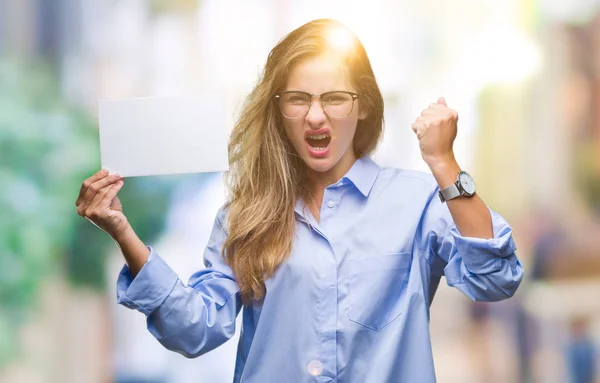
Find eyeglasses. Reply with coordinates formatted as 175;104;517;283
274;91;359;119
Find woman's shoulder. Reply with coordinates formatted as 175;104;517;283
212;203;231;232
376;162;438;190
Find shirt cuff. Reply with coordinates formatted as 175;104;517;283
452;208;517;274
116;246;179;316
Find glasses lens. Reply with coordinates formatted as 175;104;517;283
277;91;356;119
322;92;354;118
279;92;310;118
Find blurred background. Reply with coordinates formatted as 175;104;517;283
1;0;600;382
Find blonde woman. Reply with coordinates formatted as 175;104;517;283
76;19;523;382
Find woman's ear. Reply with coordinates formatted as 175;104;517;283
357;99;369;120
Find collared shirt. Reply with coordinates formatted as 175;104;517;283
116;156;524;382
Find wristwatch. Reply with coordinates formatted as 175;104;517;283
438;171;476;202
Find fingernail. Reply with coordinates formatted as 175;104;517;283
114;173;121;179
101;169;108;175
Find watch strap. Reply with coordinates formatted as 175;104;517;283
438;182;461;202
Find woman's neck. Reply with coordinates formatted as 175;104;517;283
303;152;357;221
306;152;357;192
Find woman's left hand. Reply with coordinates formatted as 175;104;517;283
411;97;458;167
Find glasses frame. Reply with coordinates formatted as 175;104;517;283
274;90;360;119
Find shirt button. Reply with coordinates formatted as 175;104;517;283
307;360;323;376
327;200;335;208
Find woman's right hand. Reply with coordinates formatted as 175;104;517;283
76;169;129;240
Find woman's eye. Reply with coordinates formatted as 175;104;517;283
287;96;309;103
324;97;344;103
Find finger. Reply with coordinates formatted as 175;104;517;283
415;116;430;125
79;173;121;209
411;123;424;137
80;182;113;217
77;169;109;205
102;180;124;207
437;97;447;107
77;174;121;216
86;181;123;215
413;126;424;139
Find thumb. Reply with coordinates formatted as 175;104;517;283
437;97;447;107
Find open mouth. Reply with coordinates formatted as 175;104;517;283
305;133;331;151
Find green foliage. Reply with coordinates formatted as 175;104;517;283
0;58;174;367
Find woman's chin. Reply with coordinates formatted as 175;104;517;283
302;155;336;173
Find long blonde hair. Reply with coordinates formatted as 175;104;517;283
223;19;384;305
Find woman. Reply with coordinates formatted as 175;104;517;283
76;19;523;382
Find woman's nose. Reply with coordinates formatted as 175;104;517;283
305;100;327;126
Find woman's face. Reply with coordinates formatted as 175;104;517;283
280;54;367;177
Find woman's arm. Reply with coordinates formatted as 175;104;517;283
113;224;151;277
419;185;523;302
76;171;240;356
428;157;493;239
412;98;523;301
411;97;494;240
116;207;242;358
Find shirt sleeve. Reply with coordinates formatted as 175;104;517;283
420;188;524;302
116;206;242;358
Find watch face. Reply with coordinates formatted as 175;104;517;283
459;172;476;195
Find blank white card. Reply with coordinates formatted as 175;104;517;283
98;94;229;177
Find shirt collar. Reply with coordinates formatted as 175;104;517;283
342;155;380;197
294;156;380;216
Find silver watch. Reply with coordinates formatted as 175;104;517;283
438;171;476;203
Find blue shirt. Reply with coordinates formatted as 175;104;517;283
116;156;524;382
